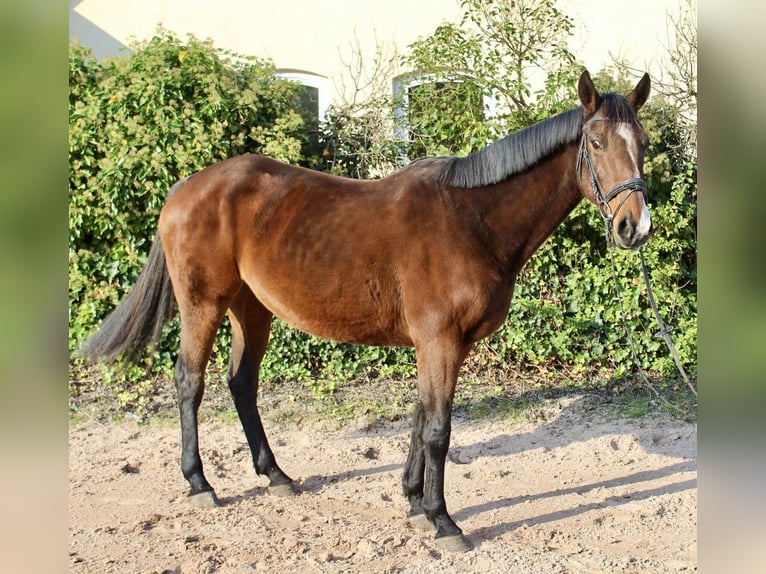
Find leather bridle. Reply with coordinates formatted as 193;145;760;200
576;116;647;225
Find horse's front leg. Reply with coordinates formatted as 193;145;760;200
422;398;470;550
402;401;428;526
406;337;473;552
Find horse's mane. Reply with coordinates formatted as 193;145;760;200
436;94;638;188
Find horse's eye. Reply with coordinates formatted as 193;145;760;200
591;138;602;150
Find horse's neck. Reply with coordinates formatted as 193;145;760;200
479;144;583;273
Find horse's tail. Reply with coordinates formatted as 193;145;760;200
78;177;191;366
78;231;175;366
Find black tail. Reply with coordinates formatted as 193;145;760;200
78;177;194;365
78;231;176;366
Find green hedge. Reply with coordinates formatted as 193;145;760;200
69;31;308;356
69;32;696;406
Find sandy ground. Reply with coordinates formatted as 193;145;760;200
69;396;696;573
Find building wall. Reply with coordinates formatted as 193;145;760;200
70;0;683;113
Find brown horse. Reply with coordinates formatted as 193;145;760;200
80;70;652;551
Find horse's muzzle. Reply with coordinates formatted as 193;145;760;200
614;213;653;249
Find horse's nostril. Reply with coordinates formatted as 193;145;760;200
617;217;634;239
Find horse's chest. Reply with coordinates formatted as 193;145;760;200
464;282;515;342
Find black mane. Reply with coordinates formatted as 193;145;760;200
437;94;638;188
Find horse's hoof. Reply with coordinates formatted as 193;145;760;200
269;482;299;497
435;533;473;553
187;490;219;508
408;513;434;531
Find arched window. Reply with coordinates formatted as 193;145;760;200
393;73;496;158
276;70;331;125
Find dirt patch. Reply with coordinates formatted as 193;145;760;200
69;396;696;573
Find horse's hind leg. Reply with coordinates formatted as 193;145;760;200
227;287;296;495
174;297;233;508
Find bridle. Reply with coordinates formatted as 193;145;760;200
576;116;647;227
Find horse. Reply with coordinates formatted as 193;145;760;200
79;70;652;552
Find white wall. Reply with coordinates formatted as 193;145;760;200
70;0;685;104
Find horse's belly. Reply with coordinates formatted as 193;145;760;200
292;315;412;347
248;276;412;347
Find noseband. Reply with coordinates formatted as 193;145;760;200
576;116;647;225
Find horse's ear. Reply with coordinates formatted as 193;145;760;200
626;73;651;112
578;70;601;116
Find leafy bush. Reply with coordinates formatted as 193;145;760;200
69;31;319;407
69;31;307;351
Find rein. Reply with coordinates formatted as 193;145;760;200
578;117;696;404
603;242;696;406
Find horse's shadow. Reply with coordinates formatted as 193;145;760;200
447;395;696;541
301;462;404;493
223;394;696;543
454;461;695;544
448;396;694;461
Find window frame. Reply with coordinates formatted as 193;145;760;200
392;72;497;143
276;70;331;124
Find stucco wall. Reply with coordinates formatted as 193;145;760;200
70;0;684;108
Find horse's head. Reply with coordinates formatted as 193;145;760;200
576;70;652;249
